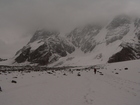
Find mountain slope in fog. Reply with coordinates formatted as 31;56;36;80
14;29;75;65
2;14;140;66
52;15;140;66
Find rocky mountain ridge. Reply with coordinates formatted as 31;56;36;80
0;58;7;62
11;14;140;66
15;29;75;65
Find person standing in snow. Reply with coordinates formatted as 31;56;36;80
94;68;97;74
0;86;2;92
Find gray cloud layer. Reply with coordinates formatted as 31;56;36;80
0;0;140;58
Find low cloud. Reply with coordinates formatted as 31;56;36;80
0;0;140;58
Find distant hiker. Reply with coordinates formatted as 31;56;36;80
0;86;2;92
94;68;97;74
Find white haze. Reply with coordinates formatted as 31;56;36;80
0;0;140;58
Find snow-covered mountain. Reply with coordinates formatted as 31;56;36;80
9;14;140;66
1;59;140;105
51;15;140;66
14;29;75;65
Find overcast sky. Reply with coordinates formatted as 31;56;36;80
0;0;140;58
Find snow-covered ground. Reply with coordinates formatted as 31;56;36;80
0;60;140;105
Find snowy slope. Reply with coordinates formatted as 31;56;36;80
51;15;140;67
1;14;140;66
0;60;140;105
13;29;75;65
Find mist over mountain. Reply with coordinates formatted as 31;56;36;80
14;29;75;65
4;14;138;66
0;0;140;65
1;1;140;105
1;0;140;58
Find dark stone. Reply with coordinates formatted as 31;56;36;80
124;68;128;70
11;80;17;83
63;73;67;76
77;72;81;76
47;71;53;74
13;77;17;78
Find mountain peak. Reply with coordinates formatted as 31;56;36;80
14;29;75;65
29;29;60;44
10;14;140;66
106;14;131;30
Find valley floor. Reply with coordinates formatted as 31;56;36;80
0;60;140;105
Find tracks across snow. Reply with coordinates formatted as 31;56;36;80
0;69;140;105
98;72;140;97
81;70;140;105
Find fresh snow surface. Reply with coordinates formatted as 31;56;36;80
30;40;44;51
0;60;140;105
94;27;107;43
122;22;136;43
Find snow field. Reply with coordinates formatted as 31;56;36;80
0;60;140;105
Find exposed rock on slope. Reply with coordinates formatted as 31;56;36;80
13;15;140;66
0;58;7;62
15;29;75;65
67;24;102;53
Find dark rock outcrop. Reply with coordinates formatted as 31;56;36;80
14;29;75;65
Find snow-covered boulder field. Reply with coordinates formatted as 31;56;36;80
0;60;140;105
